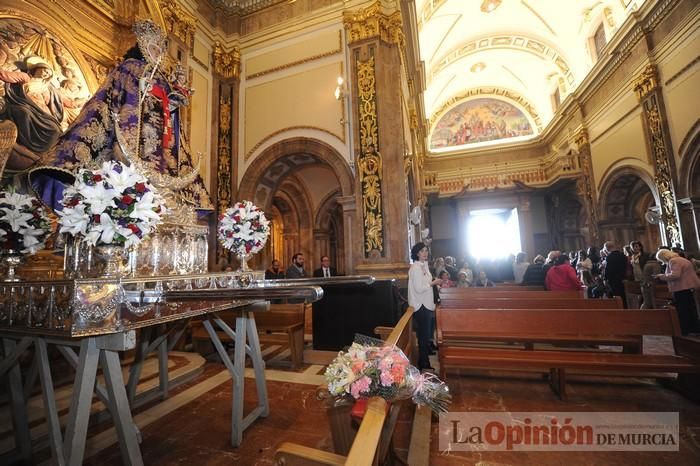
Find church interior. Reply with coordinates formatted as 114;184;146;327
1;0;700;464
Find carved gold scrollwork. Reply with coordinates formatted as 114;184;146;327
217;89;232;212
573;129;599;245
632;64;658;101
160;0;196;50
641;94;681;245
213;42;241;80
217;87;233;262
343;1;404;46
357;56;384;256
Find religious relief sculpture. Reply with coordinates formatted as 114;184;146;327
29;19;213;217
0;18;91;173
357;55;384;257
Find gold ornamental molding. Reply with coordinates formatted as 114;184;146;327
424;151;581;197
160;0;196;50
217;88;233;212
244;126;344;162
213;41;241;80
343;1;404;47
429;34;575;87
632;64;659;101
356;55;385;257
429;87;543;132
246;32;342;80
641;95;682;245
573;129;600;245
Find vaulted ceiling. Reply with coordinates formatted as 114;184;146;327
417;0;648;152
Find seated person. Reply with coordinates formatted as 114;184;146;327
473;270;495;287
265;259;285;279
438;270;455;288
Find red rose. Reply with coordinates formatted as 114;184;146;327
127;224;141;234
135;182;146;193
121;195;134;205
93;174;102;182
93;214;101;223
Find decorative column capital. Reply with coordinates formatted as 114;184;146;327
160;0;196;50
343;1;404;47
213;42;241;80
573;128;589;150
632;64;659;102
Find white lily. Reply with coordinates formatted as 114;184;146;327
80;183;117;215
130;191;164;224
1;207;34;232
58;204;90;236
103;161;143;194
0;192;33;208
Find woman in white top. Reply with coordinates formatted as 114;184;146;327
409;242;442;371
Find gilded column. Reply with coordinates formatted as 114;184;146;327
356;55;385;257
343;1;410;279
633;64;682;246
213;42;241;265
573;129;600;246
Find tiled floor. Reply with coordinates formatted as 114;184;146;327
3;340;700;465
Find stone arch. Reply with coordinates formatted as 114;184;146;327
597;166;660;248
238;137;354;212
314;189;344;273
675;120;700;253
676;119;700;199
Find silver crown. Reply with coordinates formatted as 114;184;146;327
133;19;166;66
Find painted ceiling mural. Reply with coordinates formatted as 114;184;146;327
430;98;533;150
0;17;91;155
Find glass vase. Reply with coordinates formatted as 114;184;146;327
95;244;128;278
1;249;24;282
237;253;250;272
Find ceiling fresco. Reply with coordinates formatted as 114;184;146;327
416;0;648;152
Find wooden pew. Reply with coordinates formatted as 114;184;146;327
275;307;416;465
439;296;623;310
440;288;584;300
190;303;306;368
436;307;700;400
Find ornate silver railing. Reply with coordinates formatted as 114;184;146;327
0;274;374;337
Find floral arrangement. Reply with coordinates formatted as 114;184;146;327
58;161;166;248
0;189;52;254
325;339;451;414
217;200;270;256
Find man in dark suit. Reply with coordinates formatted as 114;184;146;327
313;255;337;278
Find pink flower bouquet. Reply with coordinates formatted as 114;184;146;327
325;340;451;413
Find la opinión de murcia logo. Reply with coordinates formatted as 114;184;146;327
440;412;679;452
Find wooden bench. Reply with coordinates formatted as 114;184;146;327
436;307;700;400
190;303;306;368
439;296;623;310
275;307;419;465
440;288;584;299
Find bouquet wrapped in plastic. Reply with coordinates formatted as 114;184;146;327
324;335;451;414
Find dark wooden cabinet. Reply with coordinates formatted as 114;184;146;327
312;279;402;351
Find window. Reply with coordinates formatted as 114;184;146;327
551;87;561;112
593;23;607;60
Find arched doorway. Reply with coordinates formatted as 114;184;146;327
598;168;660;250
238;138;354;274
676;120;700;254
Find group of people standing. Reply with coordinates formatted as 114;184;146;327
408;240;700;371
516;241;700;335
